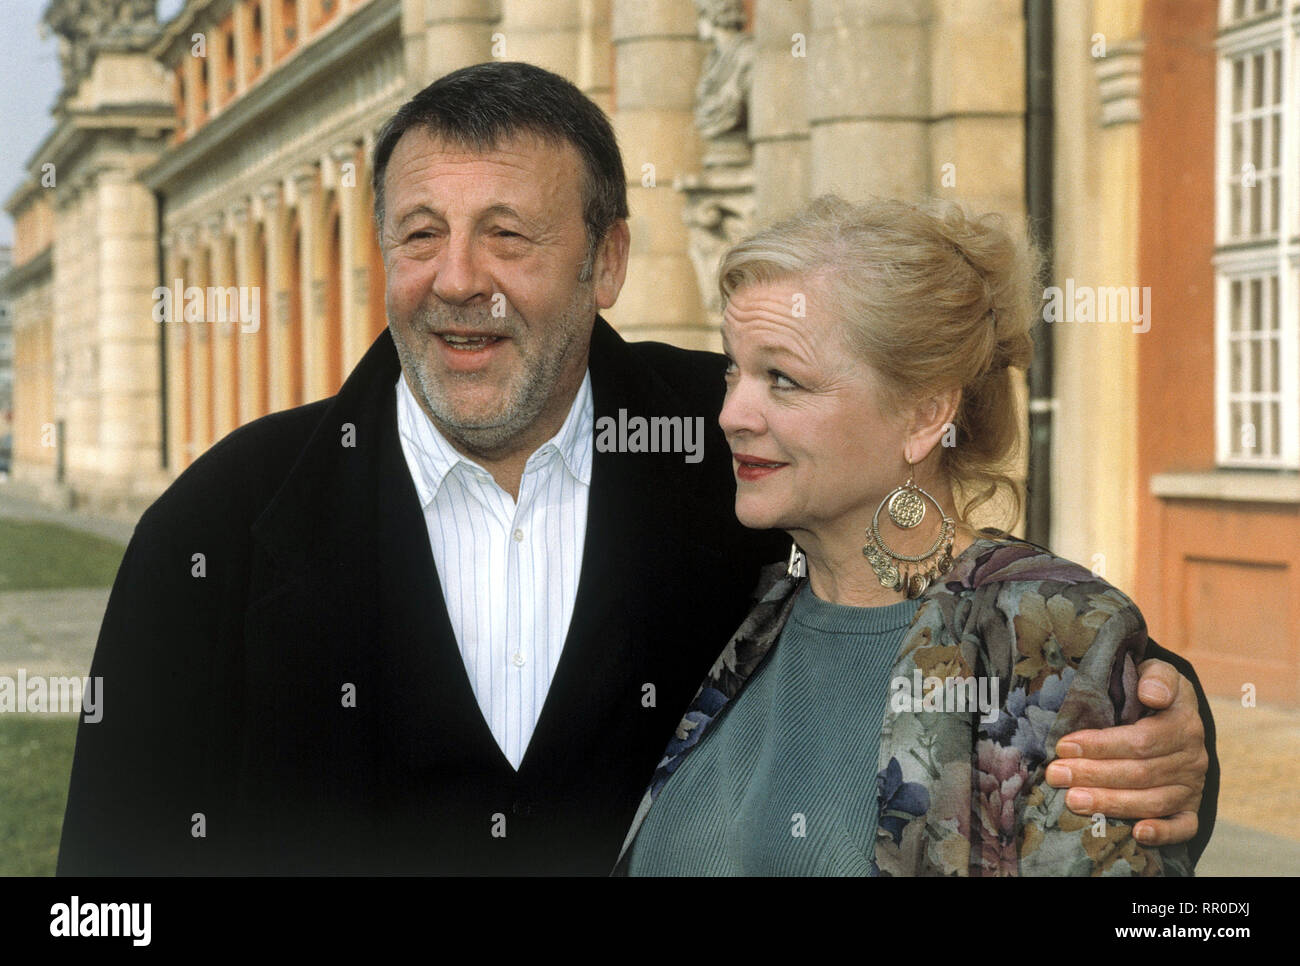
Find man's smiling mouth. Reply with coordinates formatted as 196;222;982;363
437;332;506;350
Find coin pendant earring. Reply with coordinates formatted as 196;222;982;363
887;462;926;529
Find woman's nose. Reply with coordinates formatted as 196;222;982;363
718;375;764;438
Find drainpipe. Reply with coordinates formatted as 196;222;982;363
155;188;168;471
1025;0;1054;547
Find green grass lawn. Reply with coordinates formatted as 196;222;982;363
0;519;125;590
0;715;79;875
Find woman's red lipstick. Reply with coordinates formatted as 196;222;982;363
732;453;788;482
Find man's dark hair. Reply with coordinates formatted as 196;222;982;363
371;61;629;280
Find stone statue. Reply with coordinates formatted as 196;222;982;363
677;0;756;316
694;0;753;142
45;0;158;92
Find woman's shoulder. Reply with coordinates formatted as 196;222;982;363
924;532;1150;657
936;532;1139;611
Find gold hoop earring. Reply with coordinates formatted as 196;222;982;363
863;467;955;599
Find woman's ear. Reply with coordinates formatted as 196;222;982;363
904;387;961;466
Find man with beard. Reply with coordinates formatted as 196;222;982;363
58;61;1216;875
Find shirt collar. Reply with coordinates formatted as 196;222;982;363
395;369;594;507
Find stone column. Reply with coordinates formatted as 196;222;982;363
183;42;203;128
95;168;162;485
499;0;580;77
261;0;274;71
260;180;294;412
164;229;191;470
576;0;613;113
296;0;311;49
359;129;388;344
1051;0;1144;595
232;198;268;423
752;0;810;222
328;140;371;374
233;1;251;95
402;0;499;91
208;212;238;442
807;0;929;201
609;0;705;345
930;0;1025;213
189;226;213;456
209;14;230;115
290;164;326;402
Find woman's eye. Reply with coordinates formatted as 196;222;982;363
770;370;798;390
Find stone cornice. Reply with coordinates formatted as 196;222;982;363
18;105;176;186
0;247;54;299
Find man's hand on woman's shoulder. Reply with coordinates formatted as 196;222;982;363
1045;659;1210;848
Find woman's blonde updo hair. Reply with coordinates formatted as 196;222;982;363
717;194;1040;527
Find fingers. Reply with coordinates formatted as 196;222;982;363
1046;755;1183;791
1052;783;1202;820
1133;811;1199;847
1056;709;1197;761
1136;658;1181;709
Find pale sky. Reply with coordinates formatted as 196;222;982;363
0;0;185;247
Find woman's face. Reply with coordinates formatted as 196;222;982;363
719;279;910;543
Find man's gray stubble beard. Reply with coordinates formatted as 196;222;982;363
389;291;595;458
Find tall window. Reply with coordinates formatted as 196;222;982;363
1215;0;1298;468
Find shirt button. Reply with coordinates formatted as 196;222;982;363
512;528;524;542
511;652;526;667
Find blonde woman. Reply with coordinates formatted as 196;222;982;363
618;196;1197;876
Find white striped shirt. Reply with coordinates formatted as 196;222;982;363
395;371;593;770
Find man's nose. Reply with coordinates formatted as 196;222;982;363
431;233;492;306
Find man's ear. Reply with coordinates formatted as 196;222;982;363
904;386;961;466
593;219;630;310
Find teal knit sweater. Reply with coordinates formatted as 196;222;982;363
625;582;918;876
